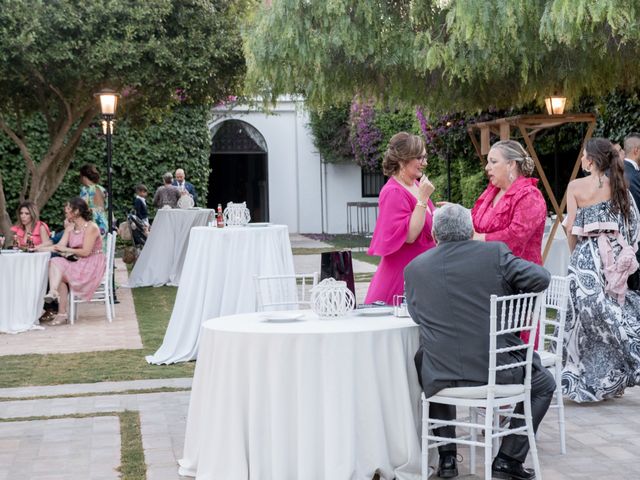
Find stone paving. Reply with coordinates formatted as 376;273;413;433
2;377;640;479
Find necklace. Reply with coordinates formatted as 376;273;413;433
395;173;415;188
73;222;87;234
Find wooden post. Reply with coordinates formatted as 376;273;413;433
480;126;490;155
499;122;510;140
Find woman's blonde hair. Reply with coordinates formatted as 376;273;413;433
382;132;426;176
490;140;535;177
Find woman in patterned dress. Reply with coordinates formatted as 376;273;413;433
43;197;106;326
79;164;109;236
562;137;640;402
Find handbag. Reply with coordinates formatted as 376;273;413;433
320;251;356;303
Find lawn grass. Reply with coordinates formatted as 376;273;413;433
295;234;381;267
0;286;194;388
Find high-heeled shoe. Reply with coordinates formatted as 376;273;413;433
49;313;68;326
44;291;59;304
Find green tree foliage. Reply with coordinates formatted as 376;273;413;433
244;0;640;110
308;104;353;163
0;0;249;236
0;106;211;229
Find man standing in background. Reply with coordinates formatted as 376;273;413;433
623;133;640;290
173;168;198;206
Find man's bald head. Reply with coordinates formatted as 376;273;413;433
624;133;640;162
175;169;185;183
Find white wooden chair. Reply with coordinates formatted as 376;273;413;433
537;275;570;454
254;272;319;311
421;291;545;480
69;232;116;324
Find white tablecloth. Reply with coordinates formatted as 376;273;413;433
542;223;570;276
146;225;295;364
127;208;214;287
179;311;422;480
0;251;50;333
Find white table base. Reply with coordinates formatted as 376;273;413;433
146;225;295;364
127;208;213;287
0;251;50;334
179;312;422;480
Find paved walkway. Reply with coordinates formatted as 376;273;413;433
2;376;640;479
0;259;142;356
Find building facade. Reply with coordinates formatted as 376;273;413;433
208;98;380;234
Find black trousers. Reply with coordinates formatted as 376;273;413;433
428;363;555;463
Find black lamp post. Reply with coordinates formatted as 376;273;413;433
94;88;120;233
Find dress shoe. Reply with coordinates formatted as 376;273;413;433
492;456;535;480
437;453;458;478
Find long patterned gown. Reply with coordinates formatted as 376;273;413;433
562;197;640;402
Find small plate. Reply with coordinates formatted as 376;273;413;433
354;306;394;316
262;312;305;323
248;222;270;227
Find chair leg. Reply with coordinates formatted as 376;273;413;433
69;292;75;325
470;407;477;475
523;395;542;479
421;398;429;480
555;363;566;454
484;405;493;480
492;406;500;452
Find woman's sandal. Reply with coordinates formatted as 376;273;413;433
49;314;68;326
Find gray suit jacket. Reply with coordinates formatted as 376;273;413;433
404;240;550;398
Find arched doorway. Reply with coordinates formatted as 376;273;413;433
208;120;269;222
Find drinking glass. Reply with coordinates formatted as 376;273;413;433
0;234;5;252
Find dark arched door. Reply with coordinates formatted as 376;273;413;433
208;120;269;222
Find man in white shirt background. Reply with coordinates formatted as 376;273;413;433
172;168;198;206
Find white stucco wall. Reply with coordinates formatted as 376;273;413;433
209;98;377;234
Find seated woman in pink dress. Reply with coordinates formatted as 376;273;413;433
10;201;52;249
43;197;106;326
365;132;436;305
471;140;547;346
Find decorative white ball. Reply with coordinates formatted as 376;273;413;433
310;278;355;318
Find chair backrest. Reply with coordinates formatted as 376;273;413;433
488;291;545;393
538;275;570;354
254;273;319;311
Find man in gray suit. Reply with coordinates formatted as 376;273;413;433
404;204;554;480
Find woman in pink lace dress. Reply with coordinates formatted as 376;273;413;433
471;140;546;264
44;197;106;325
471;140;546;347
365;132;436;305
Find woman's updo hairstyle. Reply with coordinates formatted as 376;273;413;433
382;132;426;176
79;164;100;183
67;197;93;222
491;140;535;177
585;137;630;219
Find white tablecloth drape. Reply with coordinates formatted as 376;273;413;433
127;208;214;287
179;311;422;480
0;251;50;333
542;222;570;276
146;225;295;364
